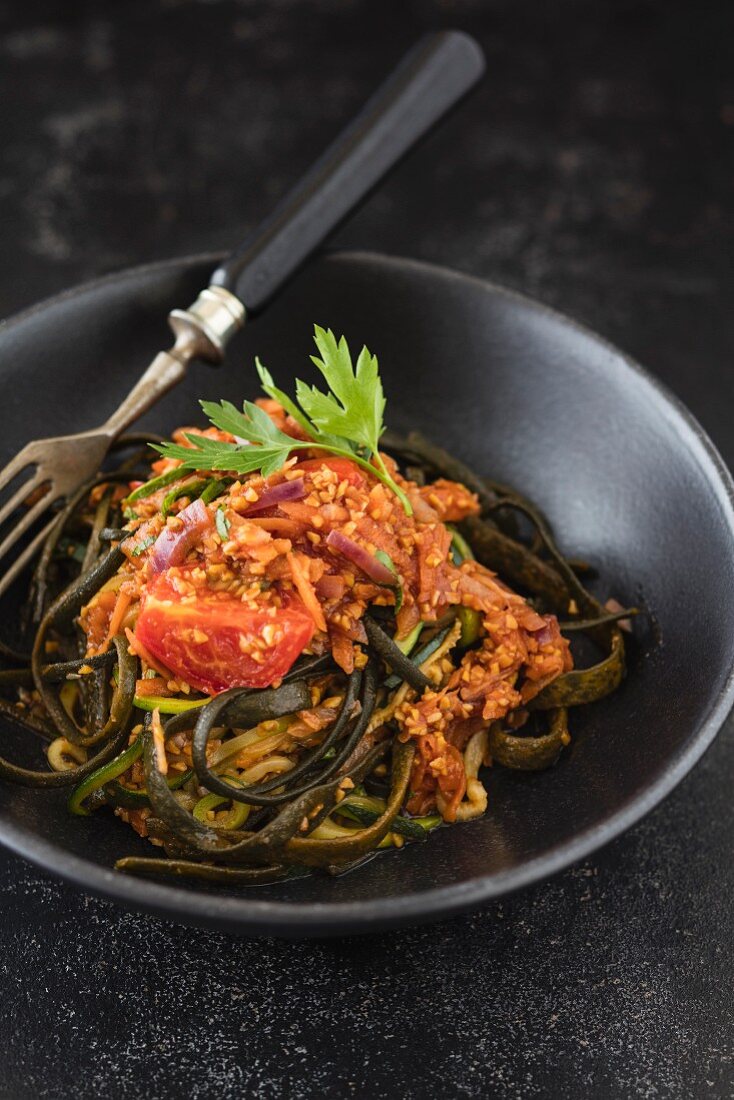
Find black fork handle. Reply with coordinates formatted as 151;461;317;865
209;31;485;314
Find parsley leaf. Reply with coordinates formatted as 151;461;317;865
154;326;412;513
302;327;385;454
255;358;318;441
153;408;299;479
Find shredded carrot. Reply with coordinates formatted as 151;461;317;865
134;677;171;698
287;551;327;633
247;517;306;536
99;589;132;653
125;627;174;680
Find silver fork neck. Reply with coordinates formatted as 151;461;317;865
168;285;246;365
101;286;246;438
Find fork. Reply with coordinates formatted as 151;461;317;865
0;31;484;601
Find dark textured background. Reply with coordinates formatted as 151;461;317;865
0;1;732;1096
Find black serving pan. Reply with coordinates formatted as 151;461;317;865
0;249;732;936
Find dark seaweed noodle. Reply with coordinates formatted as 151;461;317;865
0;430;631;882
189;667;374;806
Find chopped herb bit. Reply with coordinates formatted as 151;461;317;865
130;535;156;557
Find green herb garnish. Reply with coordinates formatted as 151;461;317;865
153;326;412;514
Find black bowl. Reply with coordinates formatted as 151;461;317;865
1;251;733;937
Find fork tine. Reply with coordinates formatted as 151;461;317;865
0;490;58;566
0;468;46;531
0;515;58;602
0;445;38;493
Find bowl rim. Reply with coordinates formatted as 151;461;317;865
2;248;734;936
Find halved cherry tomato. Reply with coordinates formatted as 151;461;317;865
135;567;314;694
296;457;366;487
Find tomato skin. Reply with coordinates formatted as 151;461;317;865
135;568;314;694
296;457;366;487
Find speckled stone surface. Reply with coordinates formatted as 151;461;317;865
0;1;732;1096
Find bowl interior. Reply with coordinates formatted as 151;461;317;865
1;251;733;933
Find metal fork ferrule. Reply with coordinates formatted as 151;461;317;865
168;285;246;364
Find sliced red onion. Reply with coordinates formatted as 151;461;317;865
149;498;212;575
316;574;346;600
408;490;439;524
243;478;306;515
531;619;556;646
326;529;397;585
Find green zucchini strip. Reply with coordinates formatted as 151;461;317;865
124;465;185;506
286;741;415;867
531;632;626;709
133;695;209;715
103;768;193;809
364;617;430;693
115;857;290;884
489;709;569;771
161;477;210;518
68;733;143;816
383;624;453;690
335;796;434;840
